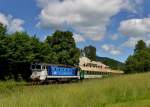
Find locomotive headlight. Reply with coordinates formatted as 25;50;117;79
31;71;40;79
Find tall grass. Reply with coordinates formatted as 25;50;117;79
0;73;150;107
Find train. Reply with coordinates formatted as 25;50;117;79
30;63;84;83
30;62;124;83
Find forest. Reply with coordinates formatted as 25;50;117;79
0;23;80;80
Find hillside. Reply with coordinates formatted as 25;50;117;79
96;56;125;70
0;73;150;107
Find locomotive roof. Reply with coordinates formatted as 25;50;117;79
32;63;78;68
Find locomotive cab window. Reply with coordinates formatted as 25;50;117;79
31;65;36;69
42;66;46;69
36;65;41;69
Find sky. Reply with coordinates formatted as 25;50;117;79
0;0;150;62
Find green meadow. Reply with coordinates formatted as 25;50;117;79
0;73;150;107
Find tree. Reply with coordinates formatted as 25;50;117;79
0;23;8;58
0;23;8;80
0;23;7;36
134;40;146;53
45;30;80;66
83;45;96;61
0;31;44;80
125;40;150;73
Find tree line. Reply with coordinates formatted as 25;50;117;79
0;23;80;81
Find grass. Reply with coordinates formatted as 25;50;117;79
0;73;150;107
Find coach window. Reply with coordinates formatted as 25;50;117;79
86;71;88;74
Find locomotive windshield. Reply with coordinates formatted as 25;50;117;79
36;65;41;69
31;64;41;70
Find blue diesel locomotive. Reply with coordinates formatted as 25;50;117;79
30;63;83;83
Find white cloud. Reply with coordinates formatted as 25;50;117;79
36;0;137;41
119;18;150;47
122;36;150;47
119;18;150;37
101;44;122;55
73;33;85;43
0;12;24;33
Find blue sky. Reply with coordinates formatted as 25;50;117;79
0;0;150;62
